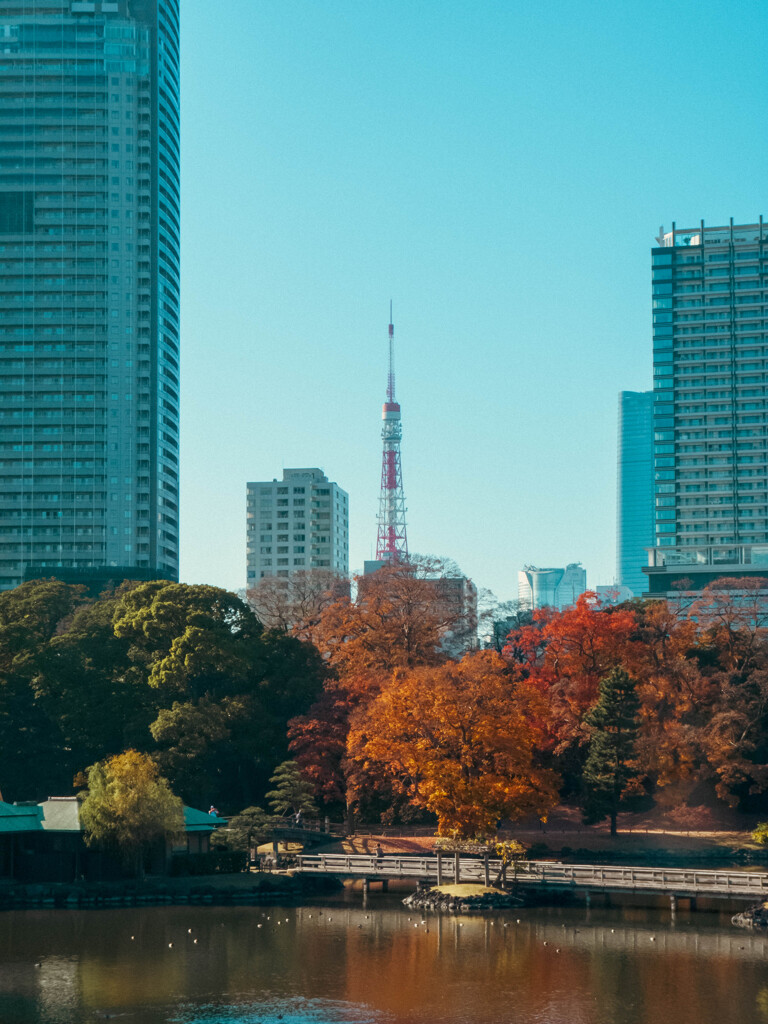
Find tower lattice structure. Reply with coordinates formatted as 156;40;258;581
376;307;408;562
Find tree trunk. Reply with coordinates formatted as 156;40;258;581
610;810;617;837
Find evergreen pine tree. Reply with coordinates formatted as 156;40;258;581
265;760;317;818
581;667;640;836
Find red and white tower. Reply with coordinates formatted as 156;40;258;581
376;305;408;562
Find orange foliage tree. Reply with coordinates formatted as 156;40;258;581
289;558;471;812
347;650;560;837
503;593;638;754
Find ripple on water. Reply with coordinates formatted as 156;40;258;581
170;996;389;1024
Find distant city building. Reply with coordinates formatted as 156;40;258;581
644;219;768;597
518;564;587;611
246;469;348;583
595;584;634;605
433;574;479;655
617;391;655;597
0;0;181;589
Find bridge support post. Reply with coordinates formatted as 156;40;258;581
689;897;697;911
454;852;461;884
382;879;388;892
436;852;443;886
484;852;490;887
362;879;369;895
670;894;677;914
585;891;591;907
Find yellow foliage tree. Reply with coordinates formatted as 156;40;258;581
79;749;184;877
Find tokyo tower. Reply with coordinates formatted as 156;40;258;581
375;304;408;562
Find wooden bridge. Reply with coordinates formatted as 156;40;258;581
296;853;768;905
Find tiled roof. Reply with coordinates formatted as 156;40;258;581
39;797;81;832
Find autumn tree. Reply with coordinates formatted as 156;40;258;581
687;578;768;805
307;555;473;673
289;556;475;814
581;668;642;835
79;750;184;878
478;595;533;653
347;650;559;837
502;593;639;792
246;569;348;637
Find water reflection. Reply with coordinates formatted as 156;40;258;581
0;897;765;1024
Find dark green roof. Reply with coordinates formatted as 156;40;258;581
0;801;43;834
184;805;227;832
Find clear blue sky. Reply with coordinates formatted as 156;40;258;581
178;0;768;602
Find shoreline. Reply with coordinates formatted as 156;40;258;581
0;872;341;911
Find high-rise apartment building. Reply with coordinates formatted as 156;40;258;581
645;219;768;595
517;563;587;611
616;390;654;596
246;469;349;583
0;0;180;589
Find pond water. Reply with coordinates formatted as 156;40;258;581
0;892;766;1024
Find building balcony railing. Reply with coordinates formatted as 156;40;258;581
647;543;768;569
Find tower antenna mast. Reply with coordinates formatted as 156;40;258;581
376;304;408;562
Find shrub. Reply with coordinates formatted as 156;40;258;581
170;850;245;876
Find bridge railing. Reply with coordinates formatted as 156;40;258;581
296;853;768;898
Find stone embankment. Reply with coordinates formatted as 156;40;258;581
0;873;340;911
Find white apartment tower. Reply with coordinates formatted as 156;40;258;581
246;468;349;583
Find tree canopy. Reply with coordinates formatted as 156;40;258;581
79;750;184;876
348;651;559;837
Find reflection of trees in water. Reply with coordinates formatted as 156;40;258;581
1;904;768;1023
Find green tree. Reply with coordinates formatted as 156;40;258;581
213;805;274;854
79;750;184;878
265;761;317;818
112;582;326;808
581;667;641;836
30;593;154;781
0;579;88;799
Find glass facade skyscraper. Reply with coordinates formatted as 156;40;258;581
616;390;654;596
0;0;180;589
645;219;768;593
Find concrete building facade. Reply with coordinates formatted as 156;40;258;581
645;219;768;595
518;563;587;611
617;390;654;597
246;468;349;583
0;0;181;589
